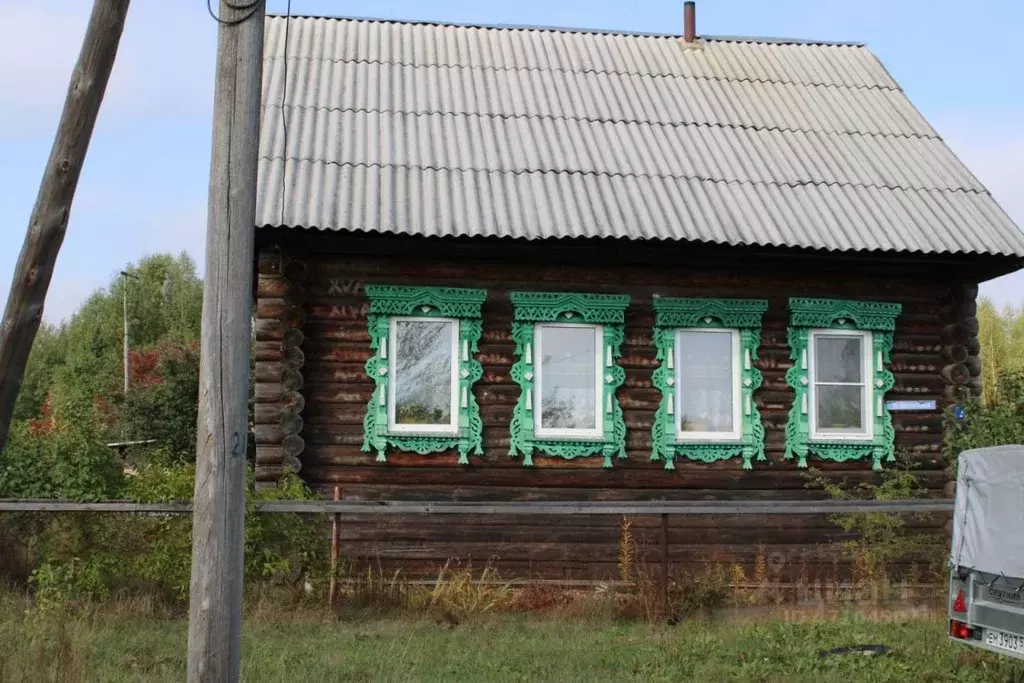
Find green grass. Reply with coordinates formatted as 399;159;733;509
2;600;1023;682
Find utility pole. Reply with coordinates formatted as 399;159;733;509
0;0;131;453
187;1;265;681
120;270;138;395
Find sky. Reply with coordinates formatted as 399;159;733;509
1;0;1022;322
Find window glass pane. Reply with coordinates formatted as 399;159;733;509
816;385;864;430
393;320;453;425
539;326;597;430
815;335;863;383
676;330;734;433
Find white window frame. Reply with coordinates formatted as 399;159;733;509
674;328;742;442
533;322;604;440
808;328;874;441
386;316;460;436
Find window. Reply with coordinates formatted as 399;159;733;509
650;298;768;470
784;298;902;471
808;330;873;441
362;285;487;464
675;329;741;441
388;317;459;435
508;292;631;468
535;323;603;439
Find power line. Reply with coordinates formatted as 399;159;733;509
206;0;264;26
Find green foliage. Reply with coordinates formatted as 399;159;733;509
0;420;122;501
6;251;203;432
116;343;200;463
1;252;205;498
943;372;1024;464
806;451;943;580
244;473;329;588
31;556;117;609
3;465;331;608
35;253;201;426
11;324;64;422
977;298;1024;405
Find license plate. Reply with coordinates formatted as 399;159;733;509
984;628;1024;656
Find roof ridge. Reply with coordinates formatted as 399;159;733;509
261;103;938;141
257;156;987;195
263;54;899;91
263;14;866;47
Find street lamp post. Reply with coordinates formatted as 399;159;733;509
120;270;139;395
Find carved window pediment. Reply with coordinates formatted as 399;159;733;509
650;297;769;470
508;292;630;468
362;285;487;464
784;298;901;471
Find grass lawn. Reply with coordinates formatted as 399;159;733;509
2;603;1023;682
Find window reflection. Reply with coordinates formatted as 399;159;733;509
393;320;454;426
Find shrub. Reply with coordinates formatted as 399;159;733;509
2;464;331;609
116;343;201;465
806;450;945;582
0;419;122;501
943;372;1024;464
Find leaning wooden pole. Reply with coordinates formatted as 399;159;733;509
187;2;265;681
0;0;131;453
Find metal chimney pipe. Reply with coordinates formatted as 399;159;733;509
683;1;696;43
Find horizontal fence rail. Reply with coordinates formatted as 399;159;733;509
0;499;954;515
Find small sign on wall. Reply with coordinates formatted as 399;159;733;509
885;399;938;412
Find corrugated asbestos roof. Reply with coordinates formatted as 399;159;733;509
255;15;1024;257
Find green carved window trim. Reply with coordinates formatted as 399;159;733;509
362;285;487;465
508;292;631;468
650;298;769;471
784;298;902;471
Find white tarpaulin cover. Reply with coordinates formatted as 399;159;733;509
951;445;1024;577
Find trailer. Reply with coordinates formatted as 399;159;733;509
949;445;1024;659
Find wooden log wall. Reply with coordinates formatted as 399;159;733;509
938;281;981;544
254;249;309;482
253;236;968;583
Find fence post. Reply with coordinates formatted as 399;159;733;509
660;513;669;620
329;486;341;607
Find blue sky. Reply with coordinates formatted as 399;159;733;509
2;0;1022;321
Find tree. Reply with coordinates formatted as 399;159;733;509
0;253;205;496
118;342;201;463
977;298;1024;405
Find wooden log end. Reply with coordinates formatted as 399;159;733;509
283;327;305;349
282;434;305;458
282;368;304;392
280;411;304;436
940;363;970;386
281;390;306;414
941;344;969;364
281;306;307;330
941;324;970;346
283;346;306;369
960;316;980;336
